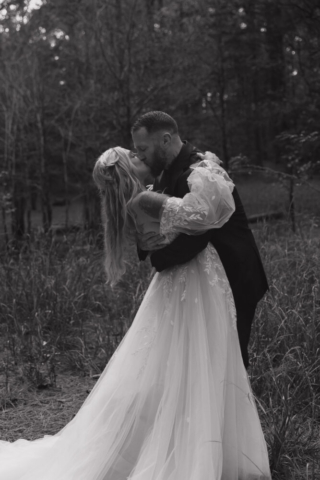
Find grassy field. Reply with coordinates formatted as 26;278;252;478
235;172;320;220
0;177;320;479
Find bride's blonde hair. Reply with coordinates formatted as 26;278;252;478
93;147;142;285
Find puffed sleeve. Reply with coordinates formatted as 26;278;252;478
160;160;235;236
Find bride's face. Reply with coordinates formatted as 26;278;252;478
129;152;152;184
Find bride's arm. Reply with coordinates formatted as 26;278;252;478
134;191;169;221
131;192;172;249
134;159;235;239
160;160;235;236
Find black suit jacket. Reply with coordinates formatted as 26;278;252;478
140;141;268;310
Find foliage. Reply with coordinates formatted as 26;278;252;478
0;231;151;377
276;131;320;177
250;220;320;478
0;0;320;239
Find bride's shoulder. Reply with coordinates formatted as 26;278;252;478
130;193;142;211
131;190;150;212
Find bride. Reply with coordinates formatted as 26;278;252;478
0;147;271;480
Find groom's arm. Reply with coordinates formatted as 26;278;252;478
150;231;211;272
137;247;149;261
137;227;211;270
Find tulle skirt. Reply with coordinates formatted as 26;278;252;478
0;245;271;480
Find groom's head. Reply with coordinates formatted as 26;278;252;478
131;111;183;177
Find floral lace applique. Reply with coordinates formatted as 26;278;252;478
161;197;207;236
132;316;158;379
199;244;237;330
202;246;217;275
161;269;174;317
228;294;237;330
161;262;189;303
164;230;179;245
198;244;221;278
190;159;234;186
181;288;186;302
157;242;237;331
162;270;173;301
132;321;157;356
178;264;188;301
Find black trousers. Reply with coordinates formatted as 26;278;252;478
235;302;257;370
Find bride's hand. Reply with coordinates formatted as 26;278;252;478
137;231;167;251
197;151;222;164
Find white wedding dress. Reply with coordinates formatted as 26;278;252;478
0;161;271;480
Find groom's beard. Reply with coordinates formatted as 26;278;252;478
149;145;167;177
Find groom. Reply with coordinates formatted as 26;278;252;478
131;111;268;369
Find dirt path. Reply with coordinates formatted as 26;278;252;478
0;372;97;442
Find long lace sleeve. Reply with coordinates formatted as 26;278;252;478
160;160;235;236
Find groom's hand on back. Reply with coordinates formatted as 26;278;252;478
137;231;167;252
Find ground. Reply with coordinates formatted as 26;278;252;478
0;368;97;442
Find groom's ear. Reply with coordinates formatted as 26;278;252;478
162;132;172;148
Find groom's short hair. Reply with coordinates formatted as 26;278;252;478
131;111;179;135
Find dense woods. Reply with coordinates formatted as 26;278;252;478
0;0;320;239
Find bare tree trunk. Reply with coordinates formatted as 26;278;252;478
83;189;90;229
36;111;52;232
62;150;70;228
26;206;32;235
217;36;229;170
265;2;285;163
7;104;26;241
1;207;9;249
246;0;263;165
12;184;25;238
83;149;93;229
288;177;296;233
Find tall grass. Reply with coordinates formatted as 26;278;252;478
0;220;319;479
0;231;151;385
250;219;320;479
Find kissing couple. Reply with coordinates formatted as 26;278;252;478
0;111;271;480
